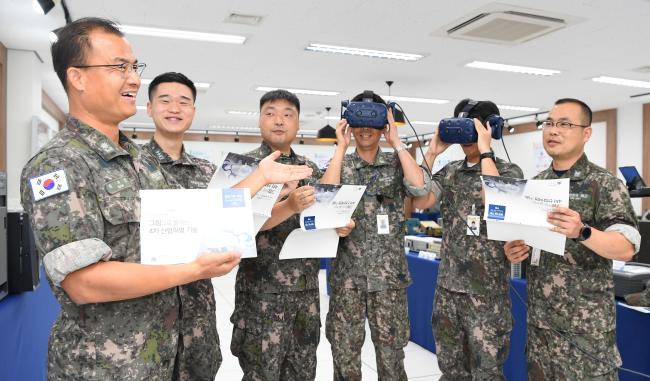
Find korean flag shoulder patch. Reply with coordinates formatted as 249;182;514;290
30;169;70;201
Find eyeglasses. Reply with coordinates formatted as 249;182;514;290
72;62;147;77
537;120;590;129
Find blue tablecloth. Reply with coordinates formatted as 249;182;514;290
405;252;650;381
0;266;59;381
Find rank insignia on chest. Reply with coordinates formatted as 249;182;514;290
30;169;70;201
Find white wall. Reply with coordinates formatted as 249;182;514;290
617;104;644;215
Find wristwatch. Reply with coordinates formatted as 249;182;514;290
479;151;495;162
576;223;592;242
395;143;408;154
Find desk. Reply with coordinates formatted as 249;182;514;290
405;252;650;381
0;266;59;381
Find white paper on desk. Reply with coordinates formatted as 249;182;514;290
140;188;257;265
300;184;365;231
481;176;570;256
208;152;283;232
279;229;340;259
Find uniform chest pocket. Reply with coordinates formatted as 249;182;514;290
97;177;140;225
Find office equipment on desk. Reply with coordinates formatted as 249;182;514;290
0;173;7;301
7;212;39;293
619;166;650;198
613;262;650;298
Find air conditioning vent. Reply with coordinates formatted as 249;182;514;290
224;13;263;26
446;10;565;45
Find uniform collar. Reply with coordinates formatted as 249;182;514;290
351;147;391;169
548;153;590;180
259;140;297;161
146;138;196;166
65;116;135;161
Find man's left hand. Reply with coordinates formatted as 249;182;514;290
474;118;492;154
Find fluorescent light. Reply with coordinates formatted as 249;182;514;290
119;25;246;44
136;105;147;111
592;76;650;89
227;110;258;116
324;116;340;120
305;43;424;62
140;78;211;90
255;86;339;96
382;95;449;105
411;121;439;126
208;125;258;132
497;104;540;112
465;61;560;76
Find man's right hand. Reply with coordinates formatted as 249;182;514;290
258;151;313;185
287;185;316;213
504;240;529;264
193;251;241;279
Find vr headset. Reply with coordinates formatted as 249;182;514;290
341;90;396;129
438;100;504;144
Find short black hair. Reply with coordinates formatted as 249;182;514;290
351;91;387;105
148;72;197;102
554;98;592;125
259;89;300;113
51;17;124;92
453;99;500;122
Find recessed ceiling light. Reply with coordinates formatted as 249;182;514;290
119;25;246;44
305;43;424;61
497;104;540;112
227;110;259;116
382;95;449;105
255;86;339;96
411;121;439;126
140;78;211;90
592;76;650;89
465;60;560;76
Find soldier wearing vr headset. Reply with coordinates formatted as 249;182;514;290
420;99;523;379
321;91;431;380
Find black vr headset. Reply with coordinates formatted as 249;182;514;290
341;90;397;129
438;100;504;144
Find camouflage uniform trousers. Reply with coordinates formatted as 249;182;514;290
230;289;321;381
527;325;620;381
326;287;410;381
432;286;512;381
172;280;222;381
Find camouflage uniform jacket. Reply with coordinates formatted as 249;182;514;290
20;117;179;380
432;156;523;296
528;154;638;333
329;148;430;292
235;141;322;294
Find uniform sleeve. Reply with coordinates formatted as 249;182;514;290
403;166;432;197
20;154;106;286
430;163;449;201
594;176;641;252
500;162;524;180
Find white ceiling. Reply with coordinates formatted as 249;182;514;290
2;0;650;137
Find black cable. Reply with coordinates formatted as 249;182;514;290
394;102;650;379
61;0;72;24
500;133;512;163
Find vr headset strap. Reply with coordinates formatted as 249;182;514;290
458;99;479;118
362;90;375;103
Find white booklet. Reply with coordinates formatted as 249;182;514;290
208;152;283;233
481;175;570;256
140;188;257;265
280;184;365;260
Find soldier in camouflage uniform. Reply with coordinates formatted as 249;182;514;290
420;99;523;380
230;89;353;381
505;98;641;380
20;18;242;380
321;92;430;381
141;72;221;381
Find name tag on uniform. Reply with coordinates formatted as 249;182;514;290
377;214;390;234
531;247;541;266
466;215;480;236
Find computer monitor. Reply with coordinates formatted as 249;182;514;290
619;166;647;191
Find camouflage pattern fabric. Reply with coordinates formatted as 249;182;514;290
327;148;428;380
231;140;322;380
142;139;221;381
432;287;512;380
525;154;638;378
230;289;321;381
624;284;650;307
429;156;522;379
431;156;524;296
326;288;410;381
20;116;179;380
527;325;619;381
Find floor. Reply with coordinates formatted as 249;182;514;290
211;268;442;380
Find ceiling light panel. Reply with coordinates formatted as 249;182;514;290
255;86;339;96
465;60;560;76
306;43;424;61
120;25;246;44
